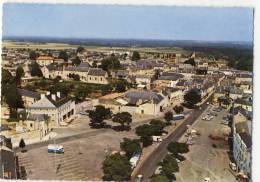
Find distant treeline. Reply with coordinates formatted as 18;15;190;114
183;45;253;72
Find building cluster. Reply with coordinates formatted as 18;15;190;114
1;46;253;179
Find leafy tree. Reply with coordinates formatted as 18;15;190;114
15;65;25;84
92;60;98;68
164;111;173;122
184;88;201;107
101;84;113;95
73;74;80;81
173;105;184;114
184;58;196;66
131;51;141;61
72;56;81;66
151;174;169;182
74;85;91;102
89;105;112;128
112;112;132;127
101;55;121;71
160;154;178;180
29;50;39;60
153;69;161;80
120;138;141;158
167;142;189;154
1;69;15;99
102;153;132;181
2;69;14;86
58;50;69;62
115;80;127;93
19;138;26;152
30;62;43;77
5;84;24;113
140;136;153;147
76;46;85;53
149;120;167;135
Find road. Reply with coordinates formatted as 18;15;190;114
14;115;165;152
131;95;213;181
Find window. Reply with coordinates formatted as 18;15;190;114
30;123;33;128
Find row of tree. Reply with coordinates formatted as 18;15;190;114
151;142;189;181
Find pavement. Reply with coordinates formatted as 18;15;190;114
131;94;214;181
175;105;236;182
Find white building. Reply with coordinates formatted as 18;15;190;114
27;92;75;126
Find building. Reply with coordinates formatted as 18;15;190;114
18;88;41;107
36;56;55;66
233;109;252;178
87;68;109;84
98;90;168;116
155;72;184;88
27;92;75;126
25;114;50;138
0;146;17;179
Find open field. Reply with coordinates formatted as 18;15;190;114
2;41;191;55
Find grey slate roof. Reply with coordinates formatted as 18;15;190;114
18;88;40;99
88;68;107;76
125;90;164;104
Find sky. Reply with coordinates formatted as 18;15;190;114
2;3;254;42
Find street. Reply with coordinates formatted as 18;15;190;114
131;95;213;181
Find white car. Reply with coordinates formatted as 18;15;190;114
203;177;210;182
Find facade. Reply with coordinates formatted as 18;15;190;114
18;89;41;107
25;114;49;138
0;146;17;179
233;111;252;178
36;56;55;66
27;92;75;125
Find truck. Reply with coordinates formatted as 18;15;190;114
173;114;185;120
130;152;141;169
152;136;163;142
48;144;64;154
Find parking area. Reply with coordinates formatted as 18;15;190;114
17;129;137;180
175;105;236;182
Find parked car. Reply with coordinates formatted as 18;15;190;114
135;174;143;182
229;162;237;171
203;177;211;182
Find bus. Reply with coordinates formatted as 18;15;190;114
47;144;64;154
173;114;185;120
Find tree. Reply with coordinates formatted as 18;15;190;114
112;112;132;128
89;105;112;128
58;50;69;62
115;80;127;93
5;84;24;116
151;175;169;182
72;56;81;66
15;65;25;84
1;69;15;99
102;153;132;181
30;62;43;77
74;85;91;102
153;69;161;80
131;51;141;61
184;58;196;66
184;88;201;107
76;46;85;54
160;154;178;180
19;138;26;152
29;50;39;60
101;84;113;96
167;142;189;154
120;138;141;158
149;120;167;136
164;111;173;122
173;105;184;114
92;60;98;68
101;55;121;71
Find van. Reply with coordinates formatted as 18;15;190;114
48;144;64;154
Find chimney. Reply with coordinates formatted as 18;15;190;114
51;94;56;101
57;92;61;98
41;94;45;99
